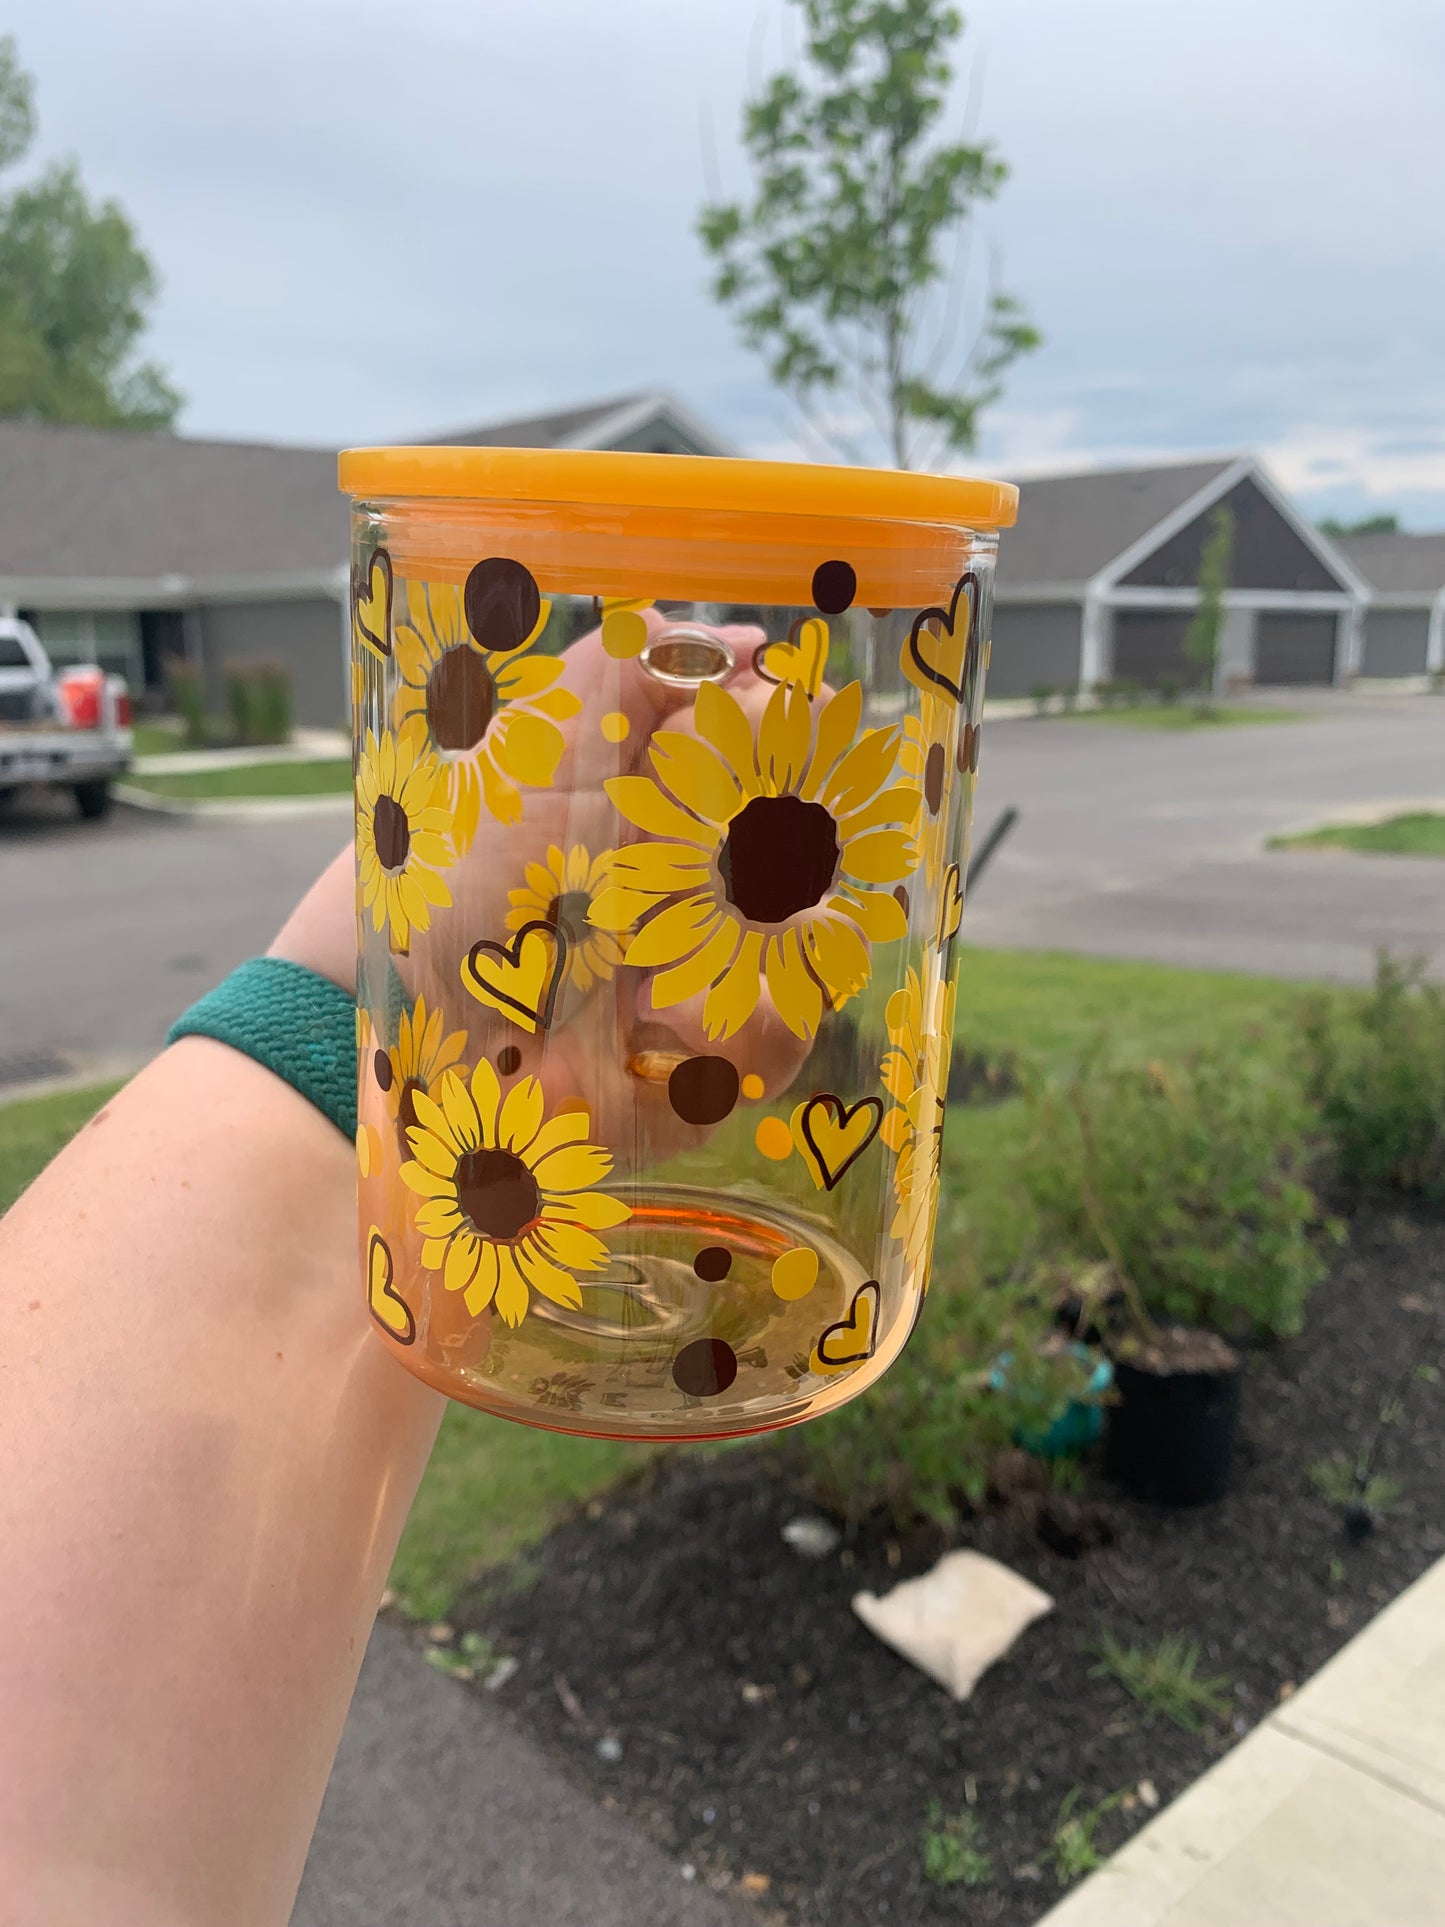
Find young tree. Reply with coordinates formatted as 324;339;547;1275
1184;505;1234;708
0;35;180;429
698;0;1037;469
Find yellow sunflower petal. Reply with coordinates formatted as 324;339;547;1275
399;1159;457;1199
531;1141;614;1194
420;1237;450;1269
605;775;718;845
428;581;465;646
649;913;742;1009
564;843;590;891
494;653;566;700
802;680;864;800
451;758;483;849
395;872;433;936
840;828;915;885
480;752;523;826
609;840;713;894
529;686;583;721
694;680;760;793
515;1241;585;1309
408;1131;458;1178
647;732;742;827
587;885;661;933
498;1075;545;1153
881;1050;917;1106
494;1249;531;1326
414;1198;465;1236
438;1071;482;1151
803;915;871;1006
409;1087;461;1153
499;710;566;788
444;1230;482;1294
464;1241;500;1316
469;1059;502;1143
703;929;764;1040
544;1189;632;1230
535;1220;609;1271
837;782;924;836
880;1104;911;1152
831;886;908;943
821;725;901;817
757;683;811;796
622;894;721;970
764;927;824;1039
524;1112;591;1163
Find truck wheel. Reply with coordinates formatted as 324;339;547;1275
74;779;113;820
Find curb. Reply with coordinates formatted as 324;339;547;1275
116;785;353;821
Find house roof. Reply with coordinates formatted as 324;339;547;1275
424;390;733;457
0;420;346;587
998;457;1239;587
426;394;647;449
1334;531;1445;598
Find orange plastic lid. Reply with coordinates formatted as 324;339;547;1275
337;445;1017;531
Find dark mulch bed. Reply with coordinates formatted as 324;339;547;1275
448;1206;1445;1924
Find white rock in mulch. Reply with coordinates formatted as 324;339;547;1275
782;1514;841;1558
852;1550;1053;1701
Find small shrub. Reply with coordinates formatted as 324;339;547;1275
167;662;207;746
224;659;293;746
804;1258;1095;1526
1300;954;1445;1202
1309;1454;1401;1515
1051;1787;1122;1886
1157;675;1180;705
921;1805;991;1888
1031;683;1056;715
1023;1045;1329;1338
1060;684;1080;713
1090;1630;1232;1731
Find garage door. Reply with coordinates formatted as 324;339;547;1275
1255;613;1337;685
1109;611;1203;688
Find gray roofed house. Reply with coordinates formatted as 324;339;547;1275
990;453;1373;697
0;393;731;725
1332;531;1445;679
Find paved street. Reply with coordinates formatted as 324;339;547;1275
4;692;1443;1083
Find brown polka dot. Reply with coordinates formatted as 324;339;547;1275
893;884;910;917
693;1246;732;1282
672;1337;739;1398
463;557;542;654
958;721;981;774
426;646;494;750
924;741;946;814
812;559;857;615
668;1055;740;1126
496;1044;522;1076
373;1047;394;1091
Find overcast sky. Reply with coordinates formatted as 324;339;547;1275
9;0;1445;525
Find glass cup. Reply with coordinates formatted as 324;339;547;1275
341;447;1016;1440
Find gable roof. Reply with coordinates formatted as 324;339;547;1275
0;421;346;590
1334;531;1445;598
428;395;643;449
998;457;1238;587
425;390;734;458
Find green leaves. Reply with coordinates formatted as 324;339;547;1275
697;0;1036;467
0;35;180;428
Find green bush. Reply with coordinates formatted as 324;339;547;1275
167;662;207;747
1301;954;1445;1202
804;1257;1096;1525
224;660;293;746
1023;1045;1328;1338
1030;683;1056;715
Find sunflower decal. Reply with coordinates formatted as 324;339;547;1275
376;993;468;1154
899;692;955;888
400;1061;631;1325
356;727;455;952
880;961;957;1281
393;572;581;847
506;842;630;997
590;679;919;1041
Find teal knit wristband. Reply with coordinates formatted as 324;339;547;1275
168;957;357;1140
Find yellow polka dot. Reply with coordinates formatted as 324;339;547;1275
771;1246;819;1301
741;1072;765;1101
755;1116;794;1161
356;1123;382;1177
600;710;630;743
601;609;649;660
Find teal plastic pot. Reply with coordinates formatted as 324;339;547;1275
989;1345;1113;1458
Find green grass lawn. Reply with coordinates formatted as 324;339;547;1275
1271;811;1445;858
130;718;187;757
1061;703;1305;731
124;758;351;799
0;948;1326;1616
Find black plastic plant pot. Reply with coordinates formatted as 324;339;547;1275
1105;1350;1242;1506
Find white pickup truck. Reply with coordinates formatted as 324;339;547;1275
0;616;133;819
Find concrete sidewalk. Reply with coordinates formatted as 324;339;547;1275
1035;1553;1445;1926
291;1622;746;1927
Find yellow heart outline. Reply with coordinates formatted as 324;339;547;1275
938;862;964;946
352;547;393;661
811;1279;881;1375
794;1092;884;1192
460;920;568;1035
903;569;980;704
367;1227;415;1345
752;616;830;698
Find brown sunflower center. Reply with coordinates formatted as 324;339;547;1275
426;645;495;752
455;1147;540;1242
373;793;410;871
719;794;840;924
544;889;593;949
923;742;946;815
